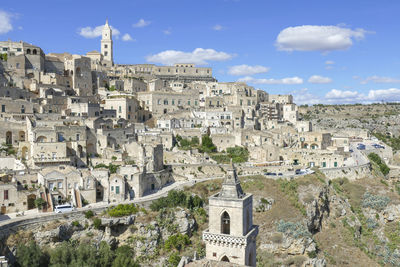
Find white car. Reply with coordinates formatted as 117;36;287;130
54;204;74;213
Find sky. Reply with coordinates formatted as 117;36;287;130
1;0;400;105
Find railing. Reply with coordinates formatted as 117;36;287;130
33;157;70;163
202;226;258;247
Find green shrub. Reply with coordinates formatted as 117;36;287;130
164;233;190;251
84;210;94;219
93;218;102;229
362;192;390;211
277;220;311;239
150;190;203;211
368;153;390;175
16;241;49;267
108;204;139;217
167;252;181;267
34;198;46;209
200;135;216;153
72;221;80;227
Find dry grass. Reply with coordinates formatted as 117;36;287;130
315;219;380;267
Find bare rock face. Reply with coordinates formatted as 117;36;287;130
253;196;275;213
101;215;135;227
130;222;161;256
382;204;400;222
304;258;327;267
299;185;330;233
175;207;197;236
34;223;74;246
260;232;316;256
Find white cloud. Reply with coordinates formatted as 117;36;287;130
228;64;270;76
122;33;134;41
308;75;332;84
133;19;151;28
359;75;400;84
146;48;235;65
325;60;335;65
238;76;303;85
325;89;359;99
213;24;223;31
0;10;13;34
79;24;120;38
291;88;323;105
324;88;400;103
276;25;368;52
163;28;172;35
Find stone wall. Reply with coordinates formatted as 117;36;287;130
320;163;371;180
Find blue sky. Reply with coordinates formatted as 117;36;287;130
1;0;400;104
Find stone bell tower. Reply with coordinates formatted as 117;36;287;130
101;19;113;67
202;162;258;266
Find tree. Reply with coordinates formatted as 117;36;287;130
200;135;216;153
16;241;49;267
34;198;46;209
112;246;139;267
98;242;115;267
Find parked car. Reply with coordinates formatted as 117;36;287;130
54;204;74;213
349;149;354;152
295;169;302;175
357;144;366;150
278;173;283;176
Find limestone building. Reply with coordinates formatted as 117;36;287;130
202;163;258;266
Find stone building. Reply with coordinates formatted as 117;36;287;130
203;163;258;266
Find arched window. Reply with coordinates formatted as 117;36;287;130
221;256;230;262
32;49;37;55
26;49;31;54
221;211;230;234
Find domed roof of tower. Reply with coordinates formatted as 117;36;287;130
218;160;245;199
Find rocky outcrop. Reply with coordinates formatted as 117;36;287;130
382;204;400;222
130;221;161;256
304;258;327;267
101;215;135;227
260;232;316;256
254;196;275;212
34;223;75;246
175;207;197;235
299;185;330;233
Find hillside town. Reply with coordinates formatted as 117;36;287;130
0;20;399;267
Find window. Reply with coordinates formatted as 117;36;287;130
58;182;63;189
221;211;230;234
76;134;80;141
104;44;108;48
17;48;21;52
322;162;326;168
334;162;338;167
2;47;7;51
158;99;161;105
240;100;243;106
172;99;175;105
119;106;122;113
4;190;8;200
105;52;108;56
52;152;56;159
1;105;5;112
188;100;191;105
164;99;168;105
195;100;198;106
178;100;181;105
128;106;131;112
111;186;114;191
116;186;120;194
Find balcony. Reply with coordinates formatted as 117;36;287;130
33;156;71;164
202;225;258;247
